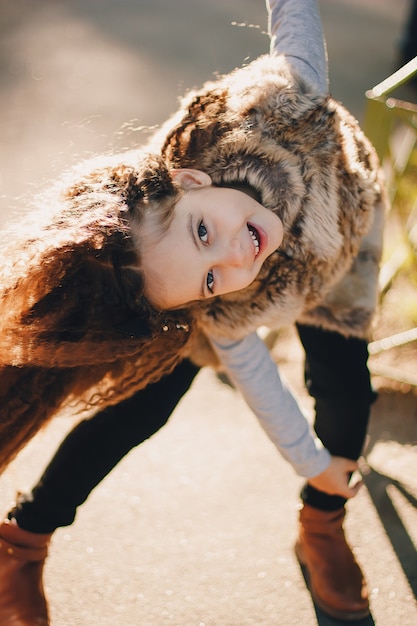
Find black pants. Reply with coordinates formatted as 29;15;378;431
12;326;376;533
297;324;376;510
12;359;199;533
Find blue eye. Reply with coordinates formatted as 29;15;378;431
198;221;208;243
207;270;214;293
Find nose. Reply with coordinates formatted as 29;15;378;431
218;237;246;268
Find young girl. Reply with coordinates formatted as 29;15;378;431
0;0;385;623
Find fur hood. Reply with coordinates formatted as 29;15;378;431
149;54;387;367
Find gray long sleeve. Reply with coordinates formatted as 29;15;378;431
210;333;331;478
267;0;329;95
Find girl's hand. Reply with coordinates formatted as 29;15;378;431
307;456;363;499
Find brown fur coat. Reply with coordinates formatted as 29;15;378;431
150;54;386;367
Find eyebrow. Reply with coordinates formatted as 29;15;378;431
188;213;206;300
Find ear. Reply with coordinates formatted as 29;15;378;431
171;169;212;190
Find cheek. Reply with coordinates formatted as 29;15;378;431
223;268;257;295
262;214;283;255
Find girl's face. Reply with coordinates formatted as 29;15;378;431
139;170;283;310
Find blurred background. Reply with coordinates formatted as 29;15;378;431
0;0;413;220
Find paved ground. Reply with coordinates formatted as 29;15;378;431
0;1;416;625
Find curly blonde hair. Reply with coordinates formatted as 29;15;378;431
0;151;192;473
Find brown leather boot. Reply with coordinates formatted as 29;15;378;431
295;504;369;621
0;518;52;625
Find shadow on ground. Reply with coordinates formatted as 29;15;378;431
363;466;417;600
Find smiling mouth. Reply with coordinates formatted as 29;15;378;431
247;224;260;257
